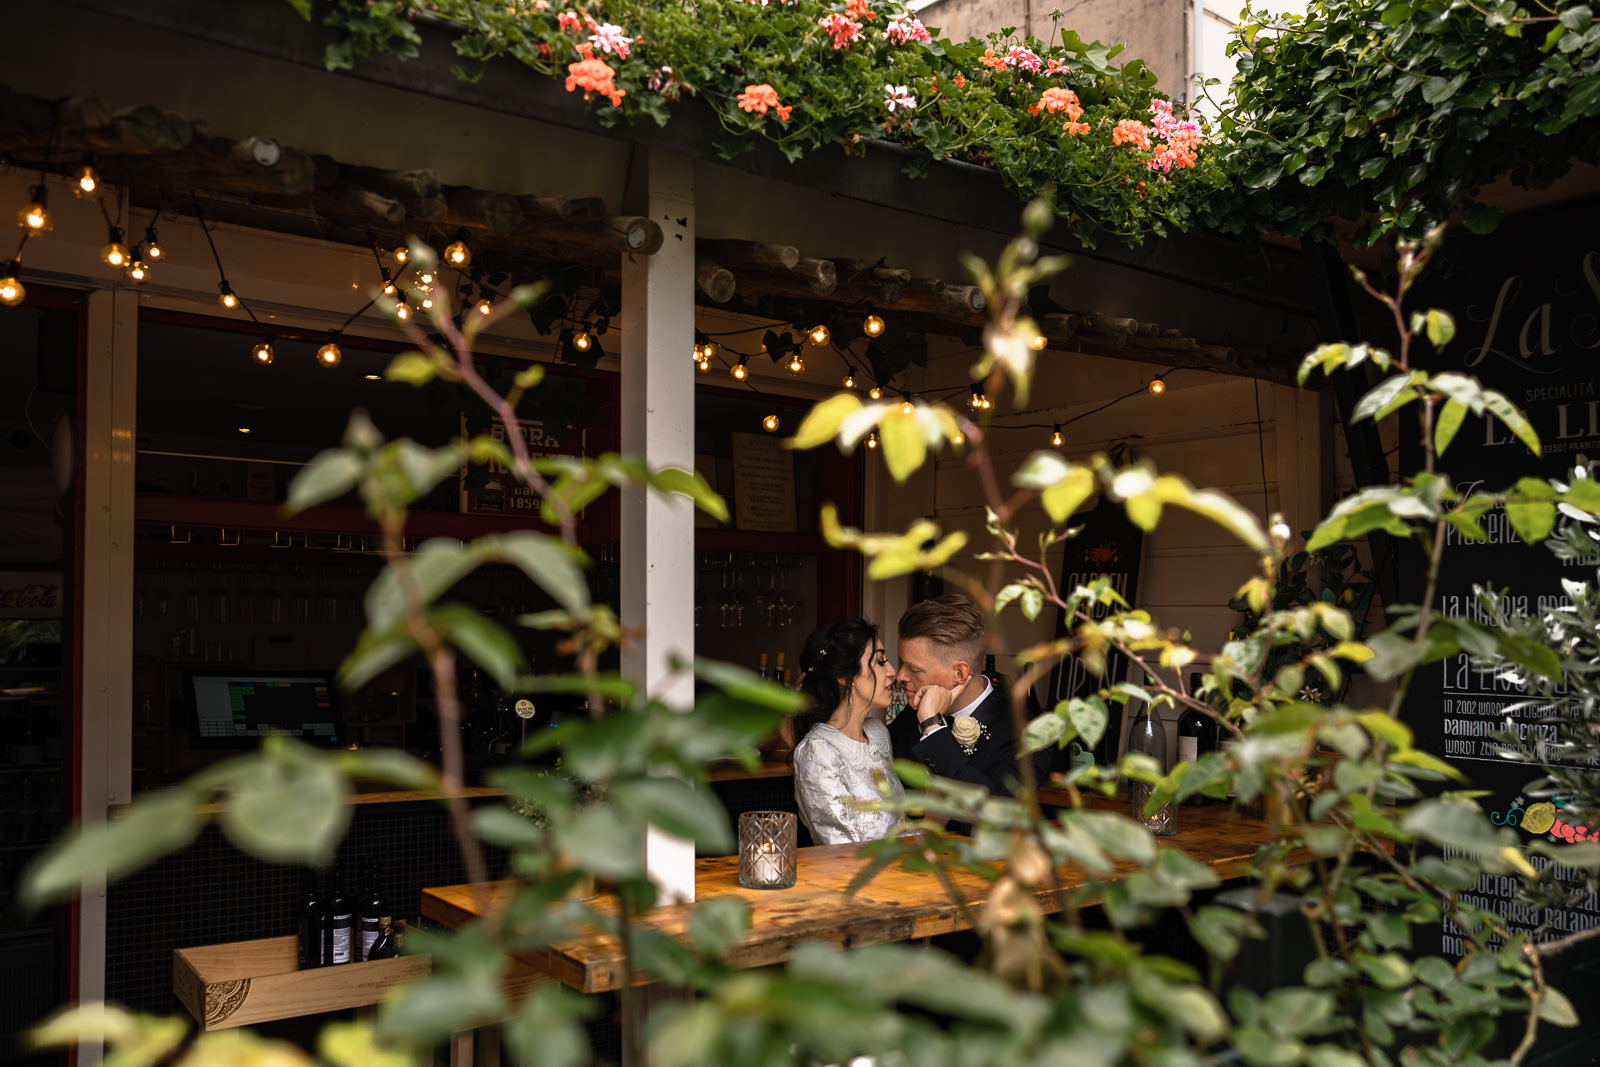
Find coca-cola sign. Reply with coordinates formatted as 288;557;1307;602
0;572;62;618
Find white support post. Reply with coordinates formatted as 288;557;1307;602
78;287;138;1066
618;148;697;906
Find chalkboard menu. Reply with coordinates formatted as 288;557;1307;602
1041;494;1145;770
1398;202;1600;959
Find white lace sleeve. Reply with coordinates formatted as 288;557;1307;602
794;727;901;845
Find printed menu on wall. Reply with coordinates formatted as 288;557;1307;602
1399;206;1600;958
459;414;586;516
730;432;797;532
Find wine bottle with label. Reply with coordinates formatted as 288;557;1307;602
365;923;398;961
1176;674;1219;805
327;871;354;965
357;860;389;963
296;869;327;970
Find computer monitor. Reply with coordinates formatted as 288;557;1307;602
187;671;341;747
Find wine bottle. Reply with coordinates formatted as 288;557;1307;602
1176;673;1219;805
357;861;388;963
327;871;354;965
758;652;769;681
365;923;398;961
296;870;327;969
774;651;787;682
1125;705;1176;835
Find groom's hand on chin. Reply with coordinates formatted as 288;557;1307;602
911;682;961;723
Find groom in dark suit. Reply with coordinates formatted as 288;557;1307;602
889;593;1031;796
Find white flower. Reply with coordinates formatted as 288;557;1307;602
950;716;982;747
885;85;917;113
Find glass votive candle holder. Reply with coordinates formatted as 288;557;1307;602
738;810;797;889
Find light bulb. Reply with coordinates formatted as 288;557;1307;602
969;387;986;410
219;282;239;309
952;430;965;446
417;270;435;286
701;341;717;359
868;386;882;400
393;245;409;264
1148;377;1166;396
572;331;592;352
476;297;493;316
1051;426;1063;447
901;399;914;415
809;323;831;346
863;313;885;338
444;238;471;267
697;357;712;373
143;228;162;259
101;230;130;269
866;431;879;449
126;260;150;284
18;188;50;234
73;164;100;200
763;413;780;432
732;358;749;381
317;334;342;368
394;299;412;321
381;275;397;297
787;354;805;375
843;370;857;389
0;266;24;307
237;427;252;435
251;339;275;365
364;374;383;381
1030;332;1048;351
420;295;434;310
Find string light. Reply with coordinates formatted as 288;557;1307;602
862;313;885;338
1051;425;1063;447
17;187;51;234
417;269;435;286
572;329;592;352
731;356;749;381
866;431;879;449
696;354;712;372
475;295;494;316
868;386;882;400
142;226;163;259
251;338;275;365
952;430;965;446
73;163;101;200
1148;377;1167;396
218;281;239;309
762;413;780;432
786;353;805;375
808;323;831;346
968;383;992;411
126;259;150;284
392;245;409;265
100;228;130;270
317;331;343;368
381;273;397;297
1030;332;1048;351
393;297;412;321
443;230;471;268
842;367;857;390
0;263;24;307
420;294;434;310
900;398;914;415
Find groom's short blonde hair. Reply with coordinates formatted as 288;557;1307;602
898;594;985;669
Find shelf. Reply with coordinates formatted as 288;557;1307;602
135;494;560;542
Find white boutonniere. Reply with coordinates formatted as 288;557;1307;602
950;715;988;756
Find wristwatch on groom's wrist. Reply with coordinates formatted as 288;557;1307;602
919;713;948;738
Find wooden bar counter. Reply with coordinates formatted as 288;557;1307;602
423;804;1301;994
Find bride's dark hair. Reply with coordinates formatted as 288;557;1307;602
791;617;880;742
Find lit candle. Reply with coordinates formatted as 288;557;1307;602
753;842;783;886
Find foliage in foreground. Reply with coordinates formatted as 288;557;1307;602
21;209;1600;1067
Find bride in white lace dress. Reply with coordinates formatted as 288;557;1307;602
791;619;906;844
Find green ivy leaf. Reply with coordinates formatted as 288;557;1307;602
287;448;364;513
218;740;352;865
21;789;204;909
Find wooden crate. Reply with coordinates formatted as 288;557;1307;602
173;935;430;1031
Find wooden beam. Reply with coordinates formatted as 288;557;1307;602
695;259;735;303
342;165;442;200
445;188;524;233
700;239;800;271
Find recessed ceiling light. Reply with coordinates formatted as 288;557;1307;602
237;427;252;434
364;374;382;381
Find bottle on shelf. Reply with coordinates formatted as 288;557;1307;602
356;860;389;963
365;923;399;961
326;870;354;965
1176;672;1220;805
297;870;327;970
775;651;789;687
1125;704;1176;835
758;652;769;681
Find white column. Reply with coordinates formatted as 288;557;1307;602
618;149;697;905
78;286;138;1066
1273;384;1325;543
